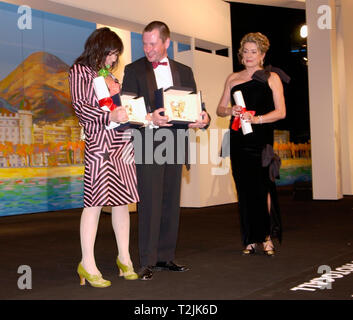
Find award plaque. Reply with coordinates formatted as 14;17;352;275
93;77;147;129
119;92;147;127
155;86;202;124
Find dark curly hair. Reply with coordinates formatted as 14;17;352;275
73;27;124;71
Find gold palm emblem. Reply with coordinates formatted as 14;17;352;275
170;101;185;118
124;104;133;118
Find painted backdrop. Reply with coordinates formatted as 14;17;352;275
0;2;95;216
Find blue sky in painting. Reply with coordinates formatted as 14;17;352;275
0;1;95;80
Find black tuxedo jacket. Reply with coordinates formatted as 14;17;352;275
122;56;197;113
122;57;198;165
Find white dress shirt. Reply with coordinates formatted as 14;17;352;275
153;57;173;89
148;57;173;128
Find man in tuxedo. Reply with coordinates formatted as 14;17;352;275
122;21;209;280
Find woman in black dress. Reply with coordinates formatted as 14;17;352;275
217;32;287;256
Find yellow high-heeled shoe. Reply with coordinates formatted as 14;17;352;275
116;257;138;280
77;263;111;288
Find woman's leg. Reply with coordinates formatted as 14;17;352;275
80;206;102;275
263;192;275;253
111;205;132;266
267;192;272;213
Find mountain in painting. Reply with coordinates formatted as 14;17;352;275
0;51;74;122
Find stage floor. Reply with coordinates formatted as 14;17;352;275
1;190;353;306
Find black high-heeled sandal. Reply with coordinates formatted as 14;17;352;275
242;244;256;255
263;237;275;257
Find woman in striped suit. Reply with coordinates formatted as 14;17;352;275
69;27;139;287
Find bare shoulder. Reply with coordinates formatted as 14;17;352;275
268;71;282;88
227;71;243;87
269;71;281;83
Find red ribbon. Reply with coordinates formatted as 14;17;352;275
231;108;256;131
98;97;117;111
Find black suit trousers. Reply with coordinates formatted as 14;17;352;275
136;162;183;267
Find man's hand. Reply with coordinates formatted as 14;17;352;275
188;110;209;129
152;108;173;127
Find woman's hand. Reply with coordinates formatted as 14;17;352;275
105;76;120;96
243;111;259;124
110;106;128;123
231;105;243;117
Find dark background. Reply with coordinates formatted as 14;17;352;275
229;2;309;143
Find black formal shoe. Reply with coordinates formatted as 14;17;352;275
138;267;153;280
152;261;189;272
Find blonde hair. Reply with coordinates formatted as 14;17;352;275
238;32;270;64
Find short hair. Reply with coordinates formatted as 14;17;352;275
143;21;170;42
73;27;124;71
238;32;270;59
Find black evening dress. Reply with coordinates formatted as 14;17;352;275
230;69;285;247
